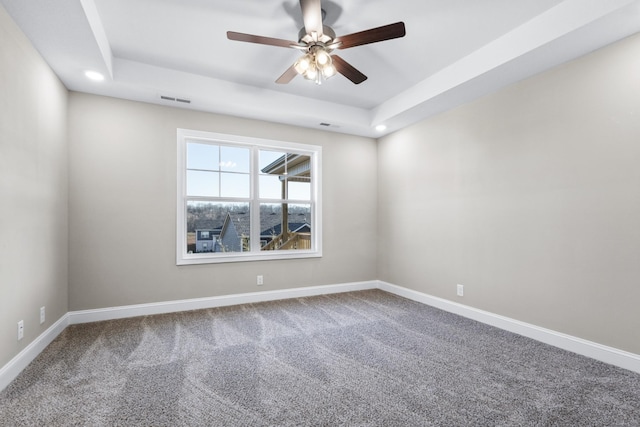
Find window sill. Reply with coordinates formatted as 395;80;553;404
176;250;322;265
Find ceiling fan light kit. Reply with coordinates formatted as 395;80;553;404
294;45;336;85
227;0;406;86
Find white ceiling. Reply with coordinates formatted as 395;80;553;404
2;0;640;137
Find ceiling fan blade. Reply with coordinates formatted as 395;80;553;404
299;0;323;37
276;65;298;84
335;22;406;50
227;31;298;48
332;55;367;84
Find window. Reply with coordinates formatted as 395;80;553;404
177;129;322;264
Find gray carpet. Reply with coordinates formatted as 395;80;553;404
1;290;639;426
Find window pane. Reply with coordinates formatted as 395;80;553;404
260;203;311;251
260;150;285;171
259;174;282;199
288;204;312;230
187;201;250;253
288;178;310;201
187;142;218;171
221;172;250;198
220;146;250;173
259;203;282;248
187;170;219;197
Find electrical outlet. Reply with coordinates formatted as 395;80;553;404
257;275;264;286
17;320;24;340
40;306;45;324
457;284;464;297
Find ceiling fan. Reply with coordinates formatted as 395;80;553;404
227;0;406;85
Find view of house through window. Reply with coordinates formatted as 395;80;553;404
177;129;321;264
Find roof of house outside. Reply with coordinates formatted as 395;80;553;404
193;207;310;238
261;153;310;182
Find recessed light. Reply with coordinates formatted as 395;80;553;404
84;70;105;81
375;124;387;132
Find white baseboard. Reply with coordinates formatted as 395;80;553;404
68;281;378;325
2;279;638;393
0;314;69;392
378;280;640;374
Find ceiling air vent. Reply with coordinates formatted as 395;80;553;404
160;95;191;104
319;122;340;128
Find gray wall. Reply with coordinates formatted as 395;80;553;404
0;6;69;367
68;93;378;310
378;33;640;355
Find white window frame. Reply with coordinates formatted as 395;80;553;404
176;128;322;265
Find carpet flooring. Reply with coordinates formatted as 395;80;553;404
0;289;639;426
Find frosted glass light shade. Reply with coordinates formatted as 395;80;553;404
315;49;330;66
294;55;312;74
